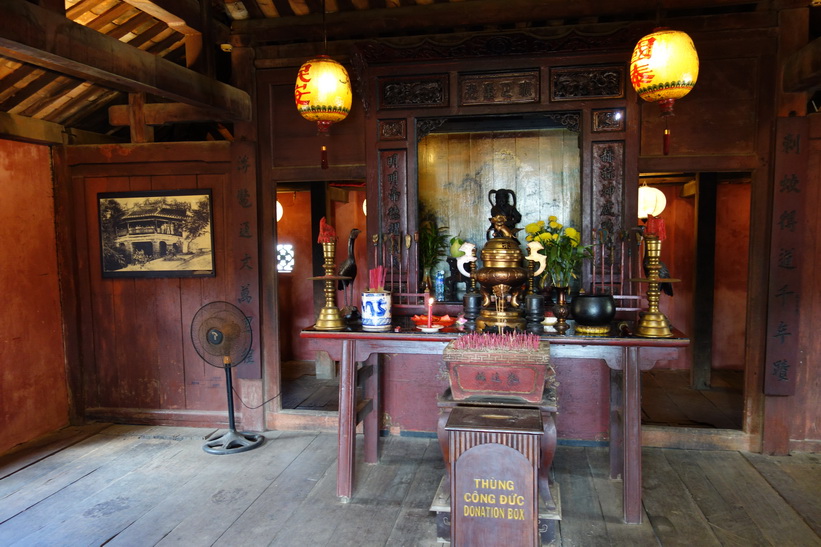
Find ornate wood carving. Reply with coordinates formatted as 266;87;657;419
543;112;581;134
378;119;407;141
458;71;539;106
379;149;407;238
416;118;448;141
550;66;624;101
354;27;644;65
592;141;624;237
593;109;625;132
379;75;448;109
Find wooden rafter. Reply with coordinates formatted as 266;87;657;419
0;0;250;121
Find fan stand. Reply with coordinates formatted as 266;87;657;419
203;355;265;455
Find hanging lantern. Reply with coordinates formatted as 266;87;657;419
630;29;699;115
294;55;352;134
630;29;699;155
638;184;667;219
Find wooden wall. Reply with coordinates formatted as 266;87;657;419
0;139;69;453
54;142;264;430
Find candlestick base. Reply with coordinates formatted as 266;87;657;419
636;311;673;338
315;306;347;331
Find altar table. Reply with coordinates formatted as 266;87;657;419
300;325;688;524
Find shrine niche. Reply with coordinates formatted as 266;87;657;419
354;27;639;296
417;114;582;289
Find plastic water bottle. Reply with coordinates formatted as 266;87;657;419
434;270;445;301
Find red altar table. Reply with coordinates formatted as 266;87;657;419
300;324;688;524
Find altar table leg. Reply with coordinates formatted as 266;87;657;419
622;346;642;524
337;339;357;501
363;354;380;464
609;368;624;481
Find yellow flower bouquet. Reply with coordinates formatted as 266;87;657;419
525;216;592;289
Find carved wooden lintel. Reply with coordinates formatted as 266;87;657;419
458;71;539;106
379;75;449;110
550;66;624;101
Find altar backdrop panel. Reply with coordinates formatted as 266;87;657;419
418;129;581;260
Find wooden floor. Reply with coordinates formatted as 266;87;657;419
1;424;819;546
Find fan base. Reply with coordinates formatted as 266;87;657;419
203;429;265;455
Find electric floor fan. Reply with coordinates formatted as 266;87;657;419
191;301;264;454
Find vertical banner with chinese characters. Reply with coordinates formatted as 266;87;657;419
379;149;407;289
230;140;261;379
764;117;807;396
591;141;625;279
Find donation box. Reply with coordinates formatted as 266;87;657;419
447;406;543;547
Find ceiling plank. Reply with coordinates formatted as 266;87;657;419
121;0;229;39
783;37;821;93
0;0;250;121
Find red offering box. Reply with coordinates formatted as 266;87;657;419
442;341;552;403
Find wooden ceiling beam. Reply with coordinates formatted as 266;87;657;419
0;111;118;145
232;0;768;43
108;102;235;126
0;1;250;121
783;36;821;93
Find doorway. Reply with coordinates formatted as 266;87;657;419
639;172;750;430
276;182;367;411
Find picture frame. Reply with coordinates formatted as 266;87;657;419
97;189;215;278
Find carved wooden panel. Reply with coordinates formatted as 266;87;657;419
354;27;644;65
592;109;625;132
592;141;624;235
379;149;408;239
458;71;539;106
550;66;624;101
379;75;449;109
591;141;625;279
378;119;407;141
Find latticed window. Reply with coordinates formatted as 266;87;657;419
276;244;295;273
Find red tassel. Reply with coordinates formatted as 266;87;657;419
663;128;670;156
321;145;328;170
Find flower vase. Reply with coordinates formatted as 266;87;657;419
552;286;570;335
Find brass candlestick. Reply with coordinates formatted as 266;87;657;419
634;234;676;338
309;240;348;331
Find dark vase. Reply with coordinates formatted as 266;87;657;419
571;293;616;333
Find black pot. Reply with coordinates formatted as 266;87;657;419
570;294;616;327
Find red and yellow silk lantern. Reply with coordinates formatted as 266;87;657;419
294;55;352;134
630;29;699;154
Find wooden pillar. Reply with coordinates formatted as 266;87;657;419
692;173;717;390
761;6;809;455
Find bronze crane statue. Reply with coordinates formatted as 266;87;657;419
338;228;361;307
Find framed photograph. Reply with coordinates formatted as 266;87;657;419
98;189;215;278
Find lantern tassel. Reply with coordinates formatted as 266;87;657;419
663;128;670;156
321;145;328;170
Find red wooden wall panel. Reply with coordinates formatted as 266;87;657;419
0;140;69;453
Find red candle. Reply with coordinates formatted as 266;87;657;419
427;296;434;328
